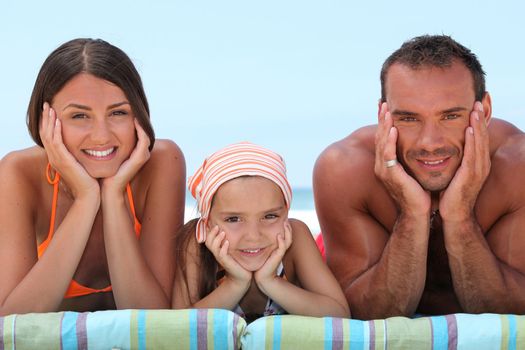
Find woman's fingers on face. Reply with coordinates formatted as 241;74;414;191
40;103;55;143
52;111;64;146
134;119;151;150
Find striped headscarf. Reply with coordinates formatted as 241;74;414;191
188;142;292;243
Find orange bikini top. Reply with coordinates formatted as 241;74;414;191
37;164;142;298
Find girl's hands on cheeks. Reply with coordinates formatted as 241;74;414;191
254;220;292;292
101;119;151;194
205;225;252;289
39;102;99;199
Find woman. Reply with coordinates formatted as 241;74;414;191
0;39;185;314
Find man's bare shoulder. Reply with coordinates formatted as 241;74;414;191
315;125;377;172
480;118;525;212
488;118;524;154
489;118;525;164
313;125;381;208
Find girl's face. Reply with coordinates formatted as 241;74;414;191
50;73;136;178
208;176;288;272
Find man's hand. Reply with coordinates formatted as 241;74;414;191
439;102;491;222
375;103;431;216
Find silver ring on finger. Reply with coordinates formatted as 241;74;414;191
384;159;398;168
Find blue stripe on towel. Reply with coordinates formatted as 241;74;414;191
324;317;332;350
189;309;197;350
61;312;79;350
431;316;448;350
456;313;501;349
509;314;517;350
213;309;228;350
273;315;282;350
137;309;146;350
86;310;131;350
349;319;365;349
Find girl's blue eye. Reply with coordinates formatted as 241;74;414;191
444;114;459;120
72;113;87;119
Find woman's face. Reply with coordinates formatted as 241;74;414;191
208;176;288;272
50;73;136;178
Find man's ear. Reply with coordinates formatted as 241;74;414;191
481;92;492;125
377;99;383;119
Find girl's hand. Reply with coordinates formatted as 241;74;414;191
205;225;252;288
101;119;150;194
39;102;99;199
254;220;292;290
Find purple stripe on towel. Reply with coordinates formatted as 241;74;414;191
332;318;343;350
445;314;458;350
0;316;4;350
369;321;375;350
59;313;65;350
76;313;88;350
233;314;239;350
12;316;16;350
197;309;208;350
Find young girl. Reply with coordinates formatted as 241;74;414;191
173;142;349;321
0;39;185;314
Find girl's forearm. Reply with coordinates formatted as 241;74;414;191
259;277;350;318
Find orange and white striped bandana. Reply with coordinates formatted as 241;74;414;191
188;142;292;243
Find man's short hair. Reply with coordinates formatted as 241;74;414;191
380;35;486;102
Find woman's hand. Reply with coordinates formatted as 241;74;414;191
254;220;292;292
205;225;252;289
101;119;150;194
39;102;99;199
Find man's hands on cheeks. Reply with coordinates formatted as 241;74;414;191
101;119;151;195
254;220;292;295
39;103;100;200
439;102;490;223
375;103;431;216
205;225;252;291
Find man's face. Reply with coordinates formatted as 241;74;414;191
384;61;476;192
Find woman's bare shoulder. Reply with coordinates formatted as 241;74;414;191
0;146;47;182
0;146;47;209
135;139;186;181
150;139;185;161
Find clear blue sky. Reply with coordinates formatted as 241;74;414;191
1;1;524;187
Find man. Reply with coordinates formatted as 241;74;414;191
313;35;525;319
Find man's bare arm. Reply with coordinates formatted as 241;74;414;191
314;122;431;319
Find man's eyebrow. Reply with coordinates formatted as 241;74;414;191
390;109;418;117
441;106;468;114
